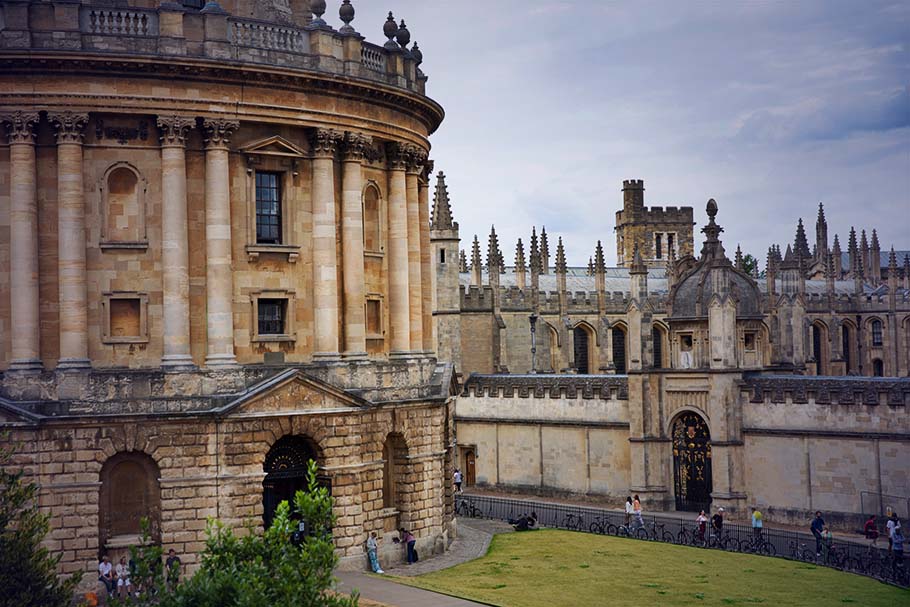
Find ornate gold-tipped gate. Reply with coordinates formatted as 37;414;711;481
672;412;712;512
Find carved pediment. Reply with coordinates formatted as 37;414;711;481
0;399;41;424
239;135;307;158
217;370;370;417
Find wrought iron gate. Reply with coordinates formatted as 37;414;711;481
672;412;712;512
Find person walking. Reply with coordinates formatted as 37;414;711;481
887;513;901;553
821;526;834;563
892;527;905;570
632;494;644;531
366;531;385;574
810;511;825;557
751;506;763;540
711;508;725;544
453;468;463;493
864;514;880;547
624;496;634;528
696;510;708;542
97;555;115;598
399;528;417;564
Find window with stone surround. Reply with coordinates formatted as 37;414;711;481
366;297;383;339
655;233;663;259
250;291;296;343
99;162;148;250
255;171;282;245
102;292;149;344
363;182;383;253
871;319;883;347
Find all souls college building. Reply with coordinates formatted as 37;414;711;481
0;0;908;588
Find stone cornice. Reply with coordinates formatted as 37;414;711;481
0;110;39;144
48;111;89;144
743;375;910;406
461;374;629;400
0;53;445;136
156;115;194;147
202;118;240;149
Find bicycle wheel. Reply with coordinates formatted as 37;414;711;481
616;525;630;538
589;521;603;534
676;530;689;545
760;542;776;557
661;530;675;543
606;523;619;536
635;528;649;541
723;537;741;552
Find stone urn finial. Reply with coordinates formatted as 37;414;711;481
396;19;410;48
411;41;423;66
311;0;327;26
339;0;356;34
383;11;399;49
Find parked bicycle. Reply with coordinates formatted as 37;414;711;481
741;533;776;556
561;512;586;532
676;525;707;548
639;520;675;543
455;498;483;519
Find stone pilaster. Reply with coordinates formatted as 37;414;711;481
418;161;434;353
341;132;369;359
157;115;195;368
51;111;91;369
387;143;411;355
203;118;240;367
2;111;42;371
405;145;426;353
310;128;343;359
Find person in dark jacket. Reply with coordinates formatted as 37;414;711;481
810;511;825;556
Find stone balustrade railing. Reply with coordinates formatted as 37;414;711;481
744;374;910;406
0;3;427;96
462;373;629;400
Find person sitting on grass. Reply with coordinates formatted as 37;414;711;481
512;512;538;531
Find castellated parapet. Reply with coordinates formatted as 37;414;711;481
615;179;695;267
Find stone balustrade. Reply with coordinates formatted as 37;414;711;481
0;2;427;96
462;373;629;400
744;374;910;406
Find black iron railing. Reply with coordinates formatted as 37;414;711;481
455;494;908;588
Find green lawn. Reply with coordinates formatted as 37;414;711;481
398;529;908;607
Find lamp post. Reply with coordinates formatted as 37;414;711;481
529;314;538;373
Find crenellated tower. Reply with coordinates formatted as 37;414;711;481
615;179;695;268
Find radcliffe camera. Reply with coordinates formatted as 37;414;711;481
0;2;907;606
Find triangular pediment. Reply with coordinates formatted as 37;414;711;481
239;135;307;157
0;398;42;424
217;370;370;418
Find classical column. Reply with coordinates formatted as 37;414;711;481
310;128;343;360
157;115;195;368
418;161;434;353
203;118;240;367
341;132;369;358
405;145;426;352
2;112;42;371
50;111;90;369
387;143;411;355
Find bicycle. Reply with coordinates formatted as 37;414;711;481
455;498;483;519
640;520;675;543
741;532;776;556
588;516;611;535
788;540;815;562
676;525;707;548
561;512;586;532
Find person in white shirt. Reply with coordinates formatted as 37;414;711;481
97;555;114;597
887;513;902;553
624;496;634;527
453;469;463;493
116;556;132;598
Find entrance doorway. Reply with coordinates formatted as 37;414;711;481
464;449;476;487
262;435;325;528
671;412;712;512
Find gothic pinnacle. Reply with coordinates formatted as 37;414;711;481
487;226;501;273
588;257;594;276
735;244;744;270
459;249;468;273
555;237;567;274
515;238;526;271
540;227;550;273
431;170;455;230
471;235;481;269
871;229;880;251
794;218;810;260
594;240;606;273
529;228;541;274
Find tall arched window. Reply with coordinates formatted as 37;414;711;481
871;320;883;347
99;452;161;551
812;323;828;375
842;323;854;374
573;325;595;374
363;184;381;252
652;326;665;369
612;326;627;374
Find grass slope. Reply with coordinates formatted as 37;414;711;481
400;530;908;607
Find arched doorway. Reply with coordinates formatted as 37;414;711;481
573;326;591;374
671;412;712;512
262;435;323;528
99;451;161;555
612;326;627;373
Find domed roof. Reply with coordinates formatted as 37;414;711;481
669;200;763;319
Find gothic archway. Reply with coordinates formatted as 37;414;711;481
573;325;592;374
671;411;712;512
262;435;324;528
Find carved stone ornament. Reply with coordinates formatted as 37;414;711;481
203;118;240;149
309;128;343;158
420;158;435;184
0;111;40;144
95;118;149;145
49;111;89;144
156;115;194;147
403;143;427;173
385;141;410;170
342;132;371;161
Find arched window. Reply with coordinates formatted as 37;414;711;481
652;326;665;369
871;320;883;347
547;324;560;373
812;323;828;375
382;433;409;512
612;326;627;374
99;452;160;551
101;164;147;245
363;184;381;253
842;323;854;374
872;358;884;377
573;325;595;374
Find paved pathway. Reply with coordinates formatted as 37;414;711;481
335;518;512;606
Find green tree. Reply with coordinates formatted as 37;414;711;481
0;438;82;607
742;254;760;277
117;460;357;607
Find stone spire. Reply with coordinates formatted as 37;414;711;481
430;171;456;230
629;244;648;301
667;243;679;291
470;235;482;286
888;247;898;310
459;249;468;273
825;249;836;295
486;226;501;275
831;233;843;277
794;218;811;261
765;246;776;296
860;229;870;278
555;237;567;274
540;227;550;274
904;254;910;291
734;245;744;271
529;228;541;274
847;227;858;279
587;257;594;276
815;202;828;263
698;199;726;262
594;241;606;295
515;238;527;289
870;229;881;284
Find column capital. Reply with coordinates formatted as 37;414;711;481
406;145;428;175
1;111;40;144
156;115;194;147
203;118;240;149
49;111;89;145
419;158;435;185
310;127;343;158
342;131;371;162
386;141;426;171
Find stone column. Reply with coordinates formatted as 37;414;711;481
2;112;42;371
51;112;90;369
405;146;426;353
157;115;195;368
418;162;434;353
341;132;369;359
310;128;343;360
203;118;240;367
387;143;411;355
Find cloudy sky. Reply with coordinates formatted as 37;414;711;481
351;0;909;266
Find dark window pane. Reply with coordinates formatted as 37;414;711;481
256;172;282;244
258;299;286;335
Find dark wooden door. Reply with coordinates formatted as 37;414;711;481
465;450;476;486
